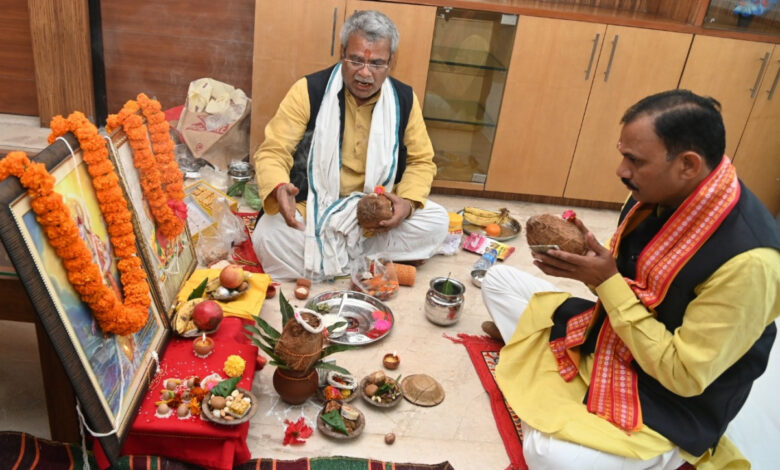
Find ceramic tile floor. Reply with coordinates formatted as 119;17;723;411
0;113;622;468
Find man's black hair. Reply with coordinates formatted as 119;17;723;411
621;90;726;170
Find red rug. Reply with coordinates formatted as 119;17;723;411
446;333;526;470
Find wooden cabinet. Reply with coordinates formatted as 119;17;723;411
680;36;779;214
733;46;780;215
679;36;775;158
250;0;345;153
487;16;606;197
250;0;435;154
563;26;692;203
346;0;436;101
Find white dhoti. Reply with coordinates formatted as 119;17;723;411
252;199;448;281
482;265;685;470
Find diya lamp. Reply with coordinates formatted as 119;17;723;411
193;332;215;358
383;351;400;370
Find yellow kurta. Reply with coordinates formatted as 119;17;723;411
496;248;780;469
253;76;436;217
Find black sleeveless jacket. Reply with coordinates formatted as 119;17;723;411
288;65;414;203
551;182;780;455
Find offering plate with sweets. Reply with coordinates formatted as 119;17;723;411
360;370;402;408
317;400;365;440
316;371;359;403
202;386;258;426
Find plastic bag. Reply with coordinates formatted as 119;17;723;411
195;197;248;266
350;253;399;300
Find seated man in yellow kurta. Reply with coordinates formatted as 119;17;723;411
251;10;448;281
482;90;780;469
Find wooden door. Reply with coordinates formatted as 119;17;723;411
486;16;606;197
564;26;692;203
0;0;38;116
680;36;775;158
733;46;780;215
250;0;345;153
346;0;436;104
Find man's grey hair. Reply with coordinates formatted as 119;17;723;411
340;10;399;53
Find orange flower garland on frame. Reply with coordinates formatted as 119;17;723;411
0;112;151;336
106;94;186;240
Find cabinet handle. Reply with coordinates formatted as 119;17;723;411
331;7;338;56
604;35;619;82
584;33;600;81
750;52;770;98
767;60;780;101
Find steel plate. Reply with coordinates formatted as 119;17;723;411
306;290;394;346
459;209;522;241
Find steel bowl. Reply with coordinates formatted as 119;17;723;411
470;269;486;288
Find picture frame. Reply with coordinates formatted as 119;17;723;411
0;134;170;464
106;124;197;318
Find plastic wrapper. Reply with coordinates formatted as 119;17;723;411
350;254;399;300
195;197;248;265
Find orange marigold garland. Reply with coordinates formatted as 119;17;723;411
105;95;186;239
136;93;185;202
0;113;151;335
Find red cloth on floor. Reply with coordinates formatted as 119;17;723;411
232;212;263;273
94;317;258;470
445;333;527;470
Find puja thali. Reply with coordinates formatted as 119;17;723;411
306;290;394;346
458;209;522;241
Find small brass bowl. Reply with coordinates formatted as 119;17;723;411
470;269;486;288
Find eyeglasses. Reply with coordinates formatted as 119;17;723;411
342;58;390;72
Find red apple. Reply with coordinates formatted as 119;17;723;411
220;264;245;290
192;300;223;331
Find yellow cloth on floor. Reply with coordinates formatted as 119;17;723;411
177;268;271;320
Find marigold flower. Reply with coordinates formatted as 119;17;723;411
224;355;247;378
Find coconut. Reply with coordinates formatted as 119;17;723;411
357;193;393;229
525;213;587;255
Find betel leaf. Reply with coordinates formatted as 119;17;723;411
279;290;294;326
326;321;347;333
187;277;209;300
321;409;349;435
227;181;246;197
211;376;241;397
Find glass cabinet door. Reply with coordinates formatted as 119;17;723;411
423;8;517;185
703;0;780;36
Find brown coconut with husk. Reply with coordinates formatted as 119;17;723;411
274;311;324;372
357;193;393;230
525;214;587;255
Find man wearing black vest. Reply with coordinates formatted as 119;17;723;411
251;10;448;281
481;90;780;469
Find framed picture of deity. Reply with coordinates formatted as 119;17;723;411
0;134;170;464
106;124;197;319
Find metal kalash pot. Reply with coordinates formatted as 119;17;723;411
227;160;253;195
424;277;466;326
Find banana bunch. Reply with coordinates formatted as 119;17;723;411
172;298;205;335
463;207;510;227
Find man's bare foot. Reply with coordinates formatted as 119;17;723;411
481;321;503;343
